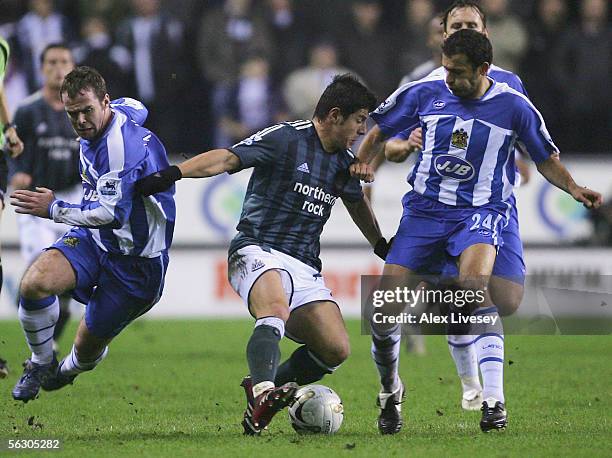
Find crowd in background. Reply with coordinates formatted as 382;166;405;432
0;0;610;155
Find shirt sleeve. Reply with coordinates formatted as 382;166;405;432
110;98;148;125
227;124;287;171
50;161;142;229
505;73;529;98
514;98;559;164
334;164;364;203
370;83;421;138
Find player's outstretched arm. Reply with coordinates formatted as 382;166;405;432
385;128;422;163
136;149;241;196
536;155;603;209
357;125;389;165
343;196;391;260
179;149;241;178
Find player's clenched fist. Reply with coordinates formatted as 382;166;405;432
349;161;375;183
569;184;603;209
136;165;182;196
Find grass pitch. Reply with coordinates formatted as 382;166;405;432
0;319;610;457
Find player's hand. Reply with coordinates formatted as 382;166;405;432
135;165;182;196
10;172;32;190
349;161;374;183
374;237;394;261
10;187;56;218
569;184;603;209
5;126;24;158
407;128;423;152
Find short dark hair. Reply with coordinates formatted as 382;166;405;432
60;66;108;101
442;29;492;69
313;74;377;120
442;0;487;32
40;42;72;65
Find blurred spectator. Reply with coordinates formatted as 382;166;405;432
482;0;528;73
73;16;132;98
338;0;395;99
76;0;131;30
397;0;435;77
399;14;444;86
552;0;611;153
219;54;287;144
14;0;75;92
115;0;189;152
521;0;568;143
265;0;308;85
0;0;28;24
197;0;273;146
283;41;353;120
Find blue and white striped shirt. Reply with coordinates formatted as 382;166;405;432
371;73;558;207
50;98;175;257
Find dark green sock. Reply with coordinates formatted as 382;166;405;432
247;325;281;386
275;345;334;386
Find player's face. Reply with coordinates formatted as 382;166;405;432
444;6;486;38
42;48;74;90
442;53;484;98
337;109;369;149
63;88;111;140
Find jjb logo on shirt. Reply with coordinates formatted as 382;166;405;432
434;155;475;181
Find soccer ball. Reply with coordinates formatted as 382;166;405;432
288;384;344;434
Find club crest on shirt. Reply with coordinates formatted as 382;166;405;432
62;236;80;248
451;128;469;149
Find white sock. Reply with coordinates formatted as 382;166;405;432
18;296;59;365
473;306;504;403
59;345;109;376
371;324;401;392
448;334;482;396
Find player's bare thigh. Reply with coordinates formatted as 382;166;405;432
286;301;350;367
377;263;422;316
20;248;76;300
249;269;290;322
457;243;497;310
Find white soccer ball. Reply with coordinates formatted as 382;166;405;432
288;384;344;434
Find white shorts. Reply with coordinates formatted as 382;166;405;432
228;245;336;316
17;184;82;264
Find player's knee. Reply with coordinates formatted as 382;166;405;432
490;282;524;316
19;266;54;300
256;299;290;322
495;296;521;316
320;340;350;367
454;279;488;311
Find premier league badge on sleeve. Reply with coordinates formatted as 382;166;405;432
99;179;120;196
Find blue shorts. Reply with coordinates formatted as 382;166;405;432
386;191;512;275
441;195;526;284
49;227;169;338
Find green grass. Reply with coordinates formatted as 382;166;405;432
0;319;610;457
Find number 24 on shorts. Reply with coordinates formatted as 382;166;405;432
469;212;502;232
